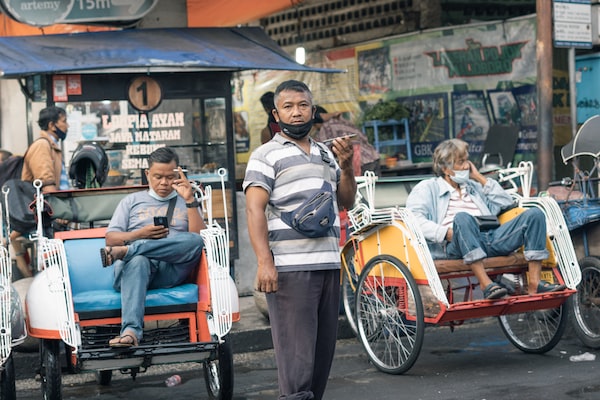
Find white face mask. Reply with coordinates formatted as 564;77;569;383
450;169;470;185
148;187;177;201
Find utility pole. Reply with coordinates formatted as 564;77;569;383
536;0;553;191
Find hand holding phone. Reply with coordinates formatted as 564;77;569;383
154;216;168;228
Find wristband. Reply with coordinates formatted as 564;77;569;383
185;200;199;208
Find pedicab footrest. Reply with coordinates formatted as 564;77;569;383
76;341;220;371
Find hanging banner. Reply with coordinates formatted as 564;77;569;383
240;16;541;166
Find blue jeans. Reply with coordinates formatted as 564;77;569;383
112;232;204;339
446;208;549;263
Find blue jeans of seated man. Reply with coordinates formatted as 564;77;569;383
112;232;204;340
446;208;549;263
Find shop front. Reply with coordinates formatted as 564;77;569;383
0;27;335;283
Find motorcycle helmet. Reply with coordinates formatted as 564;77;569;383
69;142;109;189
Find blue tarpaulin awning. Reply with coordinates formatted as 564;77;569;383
0;27;339;78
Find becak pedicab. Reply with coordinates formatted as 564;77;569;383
1;187;27;400
24;170;239;400
341;164;581;374
547;115;600;348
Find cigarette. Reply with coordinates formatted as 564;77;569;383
322;134;357;145
174;168;189;173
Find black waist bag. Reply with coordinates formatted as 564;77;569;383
280;181;336;238
475;215;500;231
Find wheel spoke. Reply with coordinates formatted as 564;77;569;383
355;255;424;374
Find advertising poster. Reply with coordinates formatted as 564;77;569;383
396;93;449;162
452;91;491;141
488;90;519;126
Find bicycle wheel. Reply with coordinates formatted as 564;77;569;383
40;339;62;400
499;303;568;354
571;256;600;348
355;255;424;374
341;259;359;336
203;335;234;400
0;353;16;400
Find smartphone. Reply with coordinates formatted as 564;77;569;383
322;133;357;145
154;216;168;228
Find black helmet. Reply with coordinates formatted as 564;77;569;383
69;142;109;189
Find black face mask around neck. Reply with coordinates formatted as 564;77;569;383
278;120;314;140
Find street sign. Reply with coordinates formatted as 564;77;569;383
0;0;159;27
553;0;593;48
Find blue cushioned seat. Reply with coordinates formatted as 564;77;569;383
63;237;198;313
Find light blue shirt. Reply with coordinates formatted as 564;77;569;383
405;176;514;258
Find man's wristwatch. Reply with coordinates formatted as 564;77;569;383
185;200;199;208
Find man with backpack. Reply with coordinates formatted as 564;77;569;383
10;106;70;277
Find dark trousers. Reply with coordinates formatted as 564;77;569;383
266;269;340;400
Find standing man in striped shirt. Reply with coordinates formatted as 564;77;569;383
406;138;565;300
243;80;356;400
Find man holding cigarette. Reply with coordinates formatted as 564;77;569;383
99;147;206;347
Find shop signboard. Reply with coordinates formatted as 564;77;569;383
0;0;159;26
553;0;593;49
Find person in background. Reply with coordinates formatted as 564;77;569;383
11;106;70;278
405;138;566;299
259;91;282;144
100;147;206;347
244;80;356;400
312;105;381;175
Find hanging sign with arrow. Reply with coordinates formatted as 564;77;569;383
0;0;159;26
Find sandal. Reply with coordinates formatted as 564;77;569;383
537;280;566;293
109;331;138;348
483;282;508;300
100;247;113;268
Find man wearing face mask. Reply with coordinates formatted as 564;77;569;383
11;106;71;278
406;139;565;300
99;147;206;347
244;80;356;400
22;106;70;191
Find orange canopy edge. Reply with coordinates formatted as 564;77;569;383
0;14;114;36
187;0;300;27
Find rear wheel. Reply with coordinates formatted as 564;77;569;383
40;339;62;400
499;303;568;353
341;264;359;336
203;336;234;400
1;353;16;400
571;256;600;348
355;255;424;374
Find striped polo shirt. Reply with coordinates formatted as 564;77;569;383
243;134;342;272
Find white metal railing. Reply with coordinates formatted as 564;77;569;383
497;162;581;289
0;243;11;366
392;208;449;306
31;180;80;350
194;168;234;340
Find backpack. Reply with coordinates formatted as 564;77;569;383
0;138;53;234
0;155;24;188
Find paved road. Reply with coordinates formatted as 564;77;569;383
12;317;600;400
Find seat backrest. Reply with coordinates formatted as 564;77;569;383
55;228;112;296
478;124;519;169
63;237;113;295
